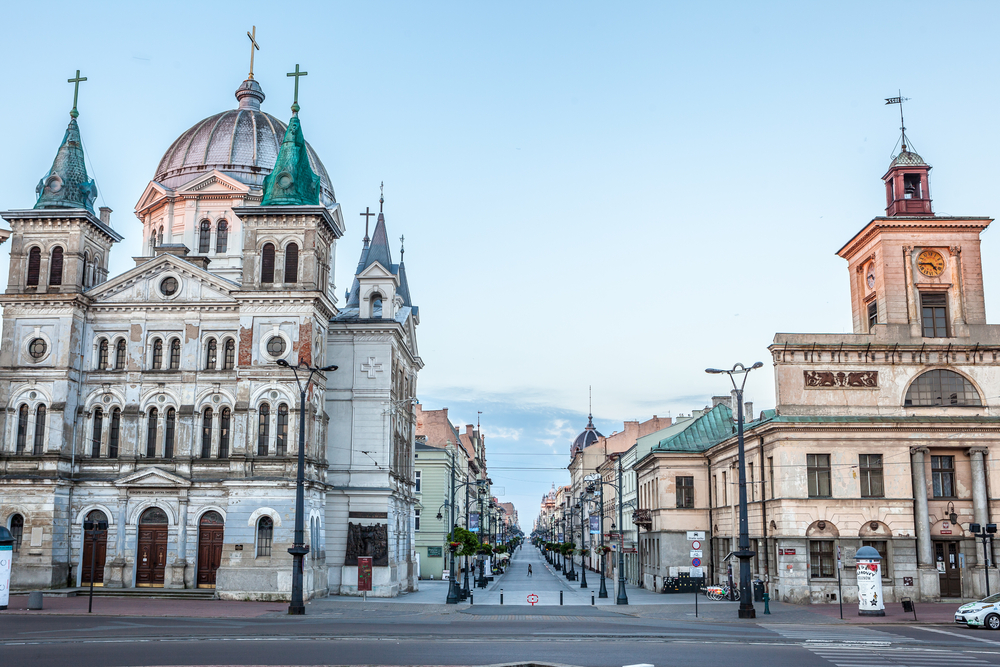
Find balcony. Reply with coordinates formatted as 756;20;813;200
632;508;652;529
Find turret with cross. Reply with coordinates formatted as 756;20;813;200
68;70;87;119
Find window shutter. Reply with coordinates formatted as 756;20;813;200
261;244;275;283
49;247;63;285
284;243;299;283
26;247;41;286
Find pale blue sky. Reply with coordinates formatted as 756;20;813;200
3;2;1000;527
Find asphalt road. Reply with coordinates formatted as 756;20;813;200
4;548;1000;666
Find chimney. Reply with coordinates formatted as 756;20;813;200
712;396;730;409
744;402;754;421
99;206;112;226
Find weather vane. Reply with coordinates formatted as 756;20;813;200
68;70;87;119
885;90;911;152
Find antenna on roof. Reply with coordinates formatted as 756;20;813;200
885;90;911;152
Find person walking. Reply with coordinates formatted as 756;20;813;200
528;564;532;577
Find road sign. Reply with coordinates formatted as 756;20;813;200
527;593;539;606
691;540;702;550
687;531;706;541
692;557;701;567
690;566;704;578
690;550;703;558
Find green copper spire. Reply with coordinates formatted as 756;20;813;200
261;65;319;206
34;117;98;212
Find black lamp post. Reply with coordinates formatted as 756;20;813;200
615;455;628;605
577;499;588;588
706;361;763;619
970;522;997;596
587;479;609;598
82;519;108;613
276;358;338;615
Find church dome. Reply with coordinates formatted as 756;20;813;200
153;79;335;206
570;415;603;457
889;149;927;168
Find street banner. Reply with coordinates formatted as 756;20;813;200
589;516;599;534
558;532;563;542
358;556;373;592
469;513;480;531
0;542;10;609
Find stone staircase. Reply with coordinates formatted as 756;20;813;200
25;587;217;600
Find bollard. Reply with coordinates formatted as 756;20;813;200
763;590;770;615
500;589;504;605
560;590;563;605
27;592;43;610
591;592;595;606
470;594;474;605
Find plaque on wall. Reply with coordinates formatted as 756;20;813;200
345;522;389;566
804;370;878;388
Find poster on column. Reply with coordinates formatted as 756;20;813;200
856;560;884;614
590;516;600;534
469;513;480;531
0;542;12;608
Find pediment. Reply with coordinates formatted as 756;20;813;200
359;261;396;280
135;181;172;214
179;170;248;194
89;254;239;305
114;466;191;488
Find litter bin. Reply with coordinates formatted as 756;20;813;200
753;580;765;602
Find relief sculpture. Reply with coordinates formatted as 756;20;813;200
345;522;389;566
804;370;878;388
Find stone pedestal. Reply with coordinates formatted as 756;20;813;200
103;557;127;588
918;565;941;601
165;559;188;589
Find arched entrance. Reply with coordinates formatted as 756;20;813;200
81;510;108;586
136;507;168;587
197;511;225;588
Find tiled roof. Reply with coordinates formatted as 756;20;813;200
654;403;734;452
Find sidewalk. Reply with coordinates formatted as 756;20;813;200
2;594;284;617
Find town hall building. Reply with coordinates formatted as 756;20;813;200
0;66;421;599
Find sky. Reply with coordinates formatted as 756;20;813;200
3;2;1000;529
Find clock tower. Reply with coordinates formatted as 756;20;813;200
837;146;992;339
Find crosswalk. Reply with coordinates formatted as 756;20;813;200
765;624;916;644
807;646;993;667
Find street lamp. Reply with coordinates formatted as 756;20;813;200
275;357;339;615
82;518;108;613
576;499;588;589
706;361;763;619
586;478;609;598
970;523;997;596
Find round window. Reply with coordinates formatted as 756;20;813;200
28;338;47;359
266;336;286;357
160;277;178;296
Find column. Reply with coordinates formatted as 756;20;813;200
911;447;933;565
169;495;189;588
105;491;128;588
970;447;991;591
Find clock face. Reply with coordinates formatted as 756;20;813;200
866;264;876;289
917;250;945;277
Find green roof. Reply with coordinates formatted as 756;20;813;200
261;114;321;206
654;403;735;452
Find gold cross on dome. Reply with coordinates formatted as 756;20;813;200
68;69;87;119
287;64;307;113
247;26;260;80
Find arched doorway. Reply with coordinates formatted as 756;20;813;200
197;511;225;588
81;510;108;585
136;507;169;586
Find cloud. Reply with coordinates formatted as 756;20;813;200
485;426;522;441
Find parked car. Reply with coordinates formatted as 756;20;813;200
955;593;1000;629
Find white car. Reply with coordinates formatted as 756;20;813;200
956;593;1000;629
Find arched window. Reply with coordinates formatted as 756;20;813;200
371;293;383;317
257;403;270;456
219;408;231;459
199;220;211;254
91;408;104;458
15;404;28;454
256;516;273;557
277;403;289;455
201;408;213;458
223;338;235;370
169;338;180;369
164;408;176;458
905;369;983;407
146;408;158;457
158;226;164;247
98;338;109;369
82;252;90;287
26;247;41;286
49;247;63;286
108;408;121;459
114;339;126;370
260;243;275;283
9;514;24;553
216;221;228;253
152;338;163;369
284;243;299;283
205;339;217;370
33;405;46;455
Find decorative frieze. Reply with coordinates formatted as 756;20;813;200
804;370;878;388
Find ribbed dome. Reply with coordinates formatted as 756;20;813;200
153;79;335;206
570;415;603;457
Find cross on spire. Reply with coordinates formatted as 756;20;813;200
400;234;405;261
287;64;307;114
360;206;375;244
246;26;261;80
380;181;384;212
68;70;87;119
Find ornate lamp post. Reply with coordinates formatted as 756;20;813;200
276;358;338;615
706;361;763;619
577;499;588;588
586;478;609;598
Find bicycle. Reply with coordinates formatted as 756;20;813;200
705;585;740;601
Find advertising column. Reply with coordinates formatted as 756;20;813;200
855;545;885;616
0;527;12;610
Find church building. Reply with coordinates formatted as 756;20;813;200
0;64;421;599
